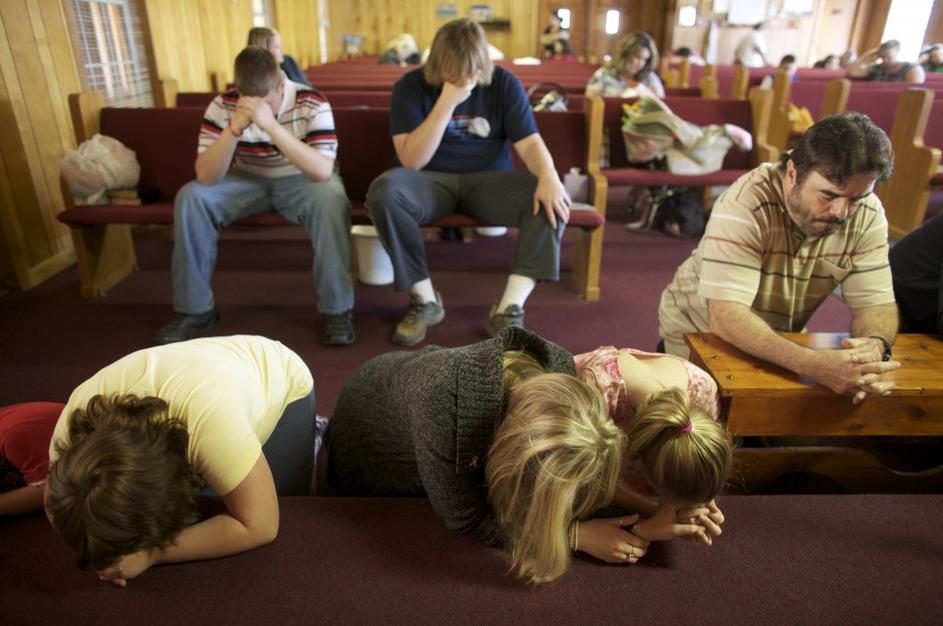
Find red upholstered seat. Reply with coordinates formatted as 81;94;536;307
58;107;605;233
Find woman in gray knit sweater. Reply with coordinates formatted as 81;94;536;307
326;327;715;583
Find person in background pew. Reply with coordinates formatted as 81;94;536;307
379;33;421;66
585;31;666;99
889;212;943;335
0;403;61;516
667;46;706;67
847;40;925;84
540;11;569;60
44;336;316;587
366;18;570;345
325;327;716;585
920;45;943;74
658;112;902;403
813;54;841;69
154;47;356;347
759;54;798;90
247;26;310;86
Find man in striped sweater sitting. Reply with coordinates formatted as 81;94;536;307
155;47;355;346
658;113;901;404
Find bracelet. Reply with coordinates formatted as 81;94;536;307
568;520;580;552
228;122;243;138
868;335;892;361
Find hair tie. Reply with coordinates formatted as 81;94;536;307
678;422;693;436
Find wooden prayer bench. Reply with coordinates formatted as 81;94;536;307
58;91;607;300
686;332;943;493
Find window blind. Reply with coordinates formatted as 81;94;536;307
71;0;154;107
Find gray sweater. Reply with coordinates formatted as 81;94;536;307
324;327;576;546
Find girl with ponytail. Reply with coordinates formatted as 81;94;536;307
572;346;732;563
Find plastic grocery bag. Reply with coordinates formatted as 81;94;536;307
60;134;140;205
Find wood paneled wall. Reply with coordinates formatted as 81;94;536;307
144;0;254;91
0;0;82;291
324;1;538;61
274;0;321;68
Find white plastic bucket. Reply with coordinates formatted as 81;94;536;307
475;226;508;237
351;225;394;285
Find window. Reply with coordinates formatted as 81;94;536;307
252;0;274;27
881;0;934;61
70;0;153;107
678;6;697;27
604;10;620;35
557;8;571;29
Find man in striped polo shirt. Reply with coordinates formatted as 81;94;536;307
155;47;354;346
659;113;901;403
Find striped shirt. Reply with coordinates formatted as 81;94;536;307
199;78;337;178
658;163;895;357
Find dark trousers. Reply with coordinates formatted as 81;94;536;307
260;390;316;496
365;168;565;291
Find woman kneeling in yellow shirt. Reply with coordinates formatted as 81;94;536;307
44;335;315;586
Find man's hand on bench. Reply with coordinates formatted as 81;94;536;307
806;347;900;404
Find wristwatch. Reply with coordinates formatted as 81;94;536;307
869;335;892;361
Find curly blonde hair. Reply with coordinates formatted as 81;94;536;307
625;387;732;504
487;371;626;584
45;394;200;570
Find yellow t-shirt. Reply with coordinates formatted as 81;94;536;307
49;335;313;495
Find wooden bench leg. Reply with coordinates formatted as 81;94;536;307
572;227;603;301
69;224;137;298
730;446;943;494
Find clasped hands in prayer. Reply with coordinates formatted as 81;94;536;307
809;336;901;404
578;499;724;565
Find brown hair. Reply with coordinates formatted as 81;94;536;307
45;394;200;570
234;46;281;96
611;31;659;82
624;387;732;504
423;18;493;87
247;26;277;50
778;111;894;186
487;373;626;584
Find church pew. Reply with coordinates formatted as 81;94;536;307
586;88;776;194
875;89;941;238
58;92;607;300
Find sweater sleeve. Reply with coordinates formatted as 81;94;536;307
413;435;504;546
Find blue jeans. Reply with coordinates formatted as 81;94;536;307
172;171;354;315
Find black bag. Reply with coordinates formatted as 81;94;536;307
652;190;705;238
526;82;568;112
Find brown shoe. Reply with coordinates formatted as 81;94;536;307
393;292;445;346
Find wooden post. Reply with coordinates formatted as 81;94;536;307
699;75;719;99
678;57;691;88
68;91;104;144
730;65;749;100
767;70;794;153
819;78;850;119
876;89;941;239
748;87;778;164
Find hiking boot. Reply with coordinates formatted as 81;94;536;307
393;292;445;346
486;304;525;337
153;309;220;345
323;310;355;346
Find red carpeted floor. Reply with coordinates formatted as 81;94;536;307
0;215;851;414
2;495;941;625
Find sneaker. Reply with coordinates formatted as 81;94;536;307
153;309;220;345
486;304;525;337
393;292;445;346
323;311;355;346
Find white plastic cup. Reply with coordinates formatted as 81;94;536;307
350;225;394;285
475;226;508;237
